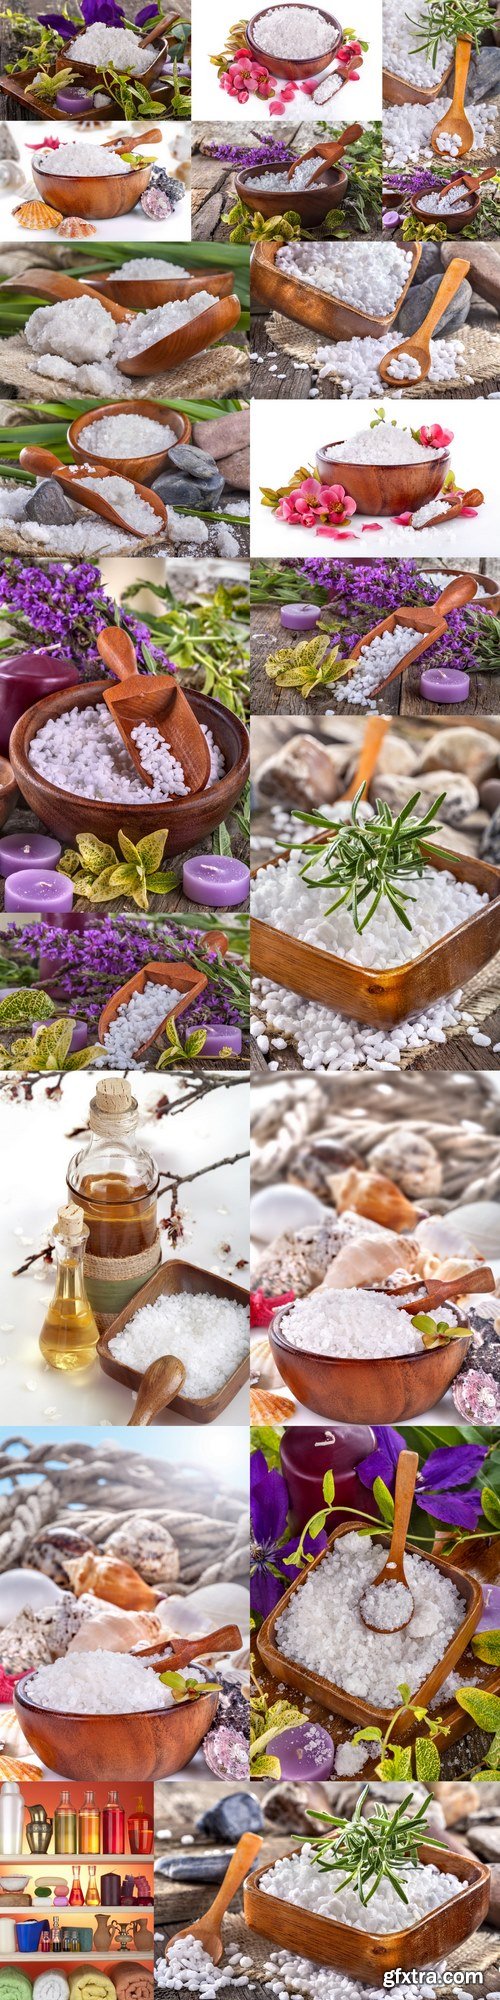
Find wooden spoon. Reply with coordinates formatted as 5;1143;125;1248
128;1354;186;1425
378;257;470;388
359;1450;419;1633
431;34;474;158
168;1833;263;1966
339;715;389;802
133;1624;243;1668
102;125;163;152
287;124;362;184
2;268;132;322
141;7;182;42
440;166;494;195
96;627;210;793
18;444;167;541
379;1264;496;1316
412;485;484;530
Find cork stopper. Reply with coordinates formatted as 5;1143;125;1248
95;1079;132;1113
56;1203;87;1246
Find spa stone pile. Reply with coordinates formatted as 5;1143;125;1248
274;1529;465;1704
82;414;176;457
109;1291;249;1397
275;244;413;316
383;0;453;89
279;1288;454;1356
330;623;419;707
100;981;183;1067
68;23;154;70
251;846;485;968
252;5;336;58
29;704;224;803
260;1844;464;1928
25;1648;175;1712
32;142;132;177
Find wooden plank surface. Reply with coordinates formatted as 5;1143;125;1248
0;796;249;916
250;589;500;719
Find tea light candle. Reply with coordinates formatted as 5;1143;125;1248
199;1025;242;1057
419;665;470;703
4;871;74;914
0;833;61;877
265;1721;335;1781
31;1018;87;1052
182;856;250;907
280;604;321;631
56;85;94;111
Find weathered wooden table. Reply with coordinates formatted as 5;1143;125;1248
250;574;500;720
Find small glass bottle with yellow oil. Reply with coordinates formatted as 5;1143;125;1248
39;1206;99;1372
66;1078;160;1322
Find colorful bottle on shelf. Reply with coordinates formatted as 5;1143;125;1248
67;1079;160;1320
78;1790;100;1856
54;1792;77;1855
128;1798;153;1856
39;1204;99;1372
69;1865;84;1906
0;1780;24;1854
39;1928;52;1953
52;1919;62;1953
102;1791;125;1856
85;1865;100;1907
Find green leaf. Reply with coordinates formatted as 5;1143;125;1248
379;1748;413;1780
145;869;181;894
307;1509;329;1541
323;1469;335;1506
456;1688;500;1731
184;1029;208;1059
251;1426;282;1472
76;832;117;876
415;1737;441;1781
117;831;141;866
136;829;169;872
251;1753;282;1779
373;1477;395;1525
0;988;58;1025
481;1485;500;1529
472;1630;500;1665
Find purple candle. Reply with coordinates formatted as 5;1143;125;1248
281;1426;377;1534
266;1721;335;1781
280;604;321;632
0;651;78;758
56;85;94;111
0;833;61;877
182;856;250;908
4;870;74;914
419;666;470;704
31;1017;87;1052
199;1025;243;1057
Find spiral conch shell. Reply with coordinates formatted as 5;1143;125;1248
64;1551;160;1611
330;1167;419;1233
13;199;63;230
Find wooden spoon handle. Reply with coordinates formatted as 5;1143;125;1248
341;715;388;801
202;1835;264;1928
408;257;470;346
128;1355;186;1426
19;445;63;475
111;126;163;150
388;1451;419;1573
97;627;139;681
159;1625;243;1671
419;1266;495;1309
434;574;477;615
288;125;362;177
202;929;229;958
140;17;169;43
450;32;472;114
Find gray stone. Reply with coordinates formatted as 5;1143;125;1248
153;472;224;507
397;273;472;337
480;778;500;814
24;479;75;526
218;447;250;491
156;1853;234;1882
198;1793;264;1840
416;243;445;280
466;46;500;100
442;242;500;311
481;803;500;863
167;443;220;482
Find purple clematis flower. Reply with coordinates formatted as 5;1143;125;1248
81;0;126;20
39;14;75;35
251;1449;328;1620
135;3;158;22
358;1428;489;1532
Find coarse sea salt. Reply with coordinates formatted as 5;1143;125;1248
383;97;496;168
322;424;441;465
68;23;153;69
25;295;118;366
261;1952;437;2000
330;622;418;707
251;847;484;969
383;0;453;89
114;291;221;357
246;160;330;191
279;1287;454;1358
157;1937;232;1991
81;414;176;457
417;186;470;215
101;981;182;1067
275;243;413;316
32;141;131;177
436;131;461;155
29;703;224;804
109;1290;249;1397
261;1842;464;1928
251;967;468;1071
274;1529;465;1706
412;497;452;525
120;257;190;278
314;331;463;398
77;472;161;536
360;1580;414;1629
252;5;337;58
24;1649;176;1713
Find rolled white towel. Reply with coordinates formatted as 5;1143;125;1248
33;1976;70;2000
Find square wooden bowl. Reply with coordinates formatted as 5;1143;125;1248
383;56;454;105
256;1521;483;1743
250;241;422;341
251;840;500;1028
98;1258;249;1424
243;1843;490;1981
98;960;208;1060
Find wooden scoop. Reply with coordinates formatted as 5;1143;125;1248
128;1354;186;1425
96;627;211;793
102;125;162;152
287;124;362;184
18;444;167;541
380;1264;496;1317
431;34;474;158
339;715;389;802
378;257;470;388
340;574;477;698
141;7;182;42
133;1623;243;1668
412;485;484;531
2;267;132;322
168;1833;263;1966
360;1450;419;1633
440;166;494;196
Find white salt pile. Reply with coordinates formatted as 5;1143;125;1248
157;1937;232;1992
322;424;443;465
417;186;470;215
119;257;190;278
279;1288;452;1358
436;131;462;156
23;292;221;384
77;472;161;535
360;1580;414;1630
114;291;223;357
246;160;330;191
412;497;454;525
130;722;188;792
29;704;224;804
251;967;471;1071
275;242;413;315
102;981;182;1067
383;98;496;169
386;353;422;382
252;4;337;58
383;0;453;89
274;1529;465;1705
82;414;176;457
109;1291;249;1397
32;142;132;177
24;1649;175;1713
330;623;418;707
314;331;463;397
260;1953;438;2000
335;1740;371;1776
25;295;117;366
68;23;153;69
261;1840;464;1926
251;847;485;969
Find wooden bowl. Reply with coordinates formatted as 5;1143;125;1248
68;402;191;488
246;3;342;79
383;55;454;105
116;294;241;379
98;1258;250;1424
410;188;480;232
251;841;500;1027
32;155;154;223
257;1520;483;1742
0;756;17;829
14;1675;218;1780
238;163;347;224
251;241;422;340
57;32;167;93
268;1301;471;1421
99;270;235;309
244;1843;490;1981
98;960;208;1056
9;686;250;853
316;436;450;514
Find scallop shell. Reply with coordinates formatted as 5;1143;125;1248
12;200;63;230
57;215;97;237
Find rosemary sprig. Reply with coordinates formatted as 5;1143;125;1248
290;784;448;935
406;0;491;67
306;1787;446;1906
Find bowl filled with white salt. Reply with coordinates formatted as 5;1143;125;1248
267;1285;474;1421
315;418;451;515
100;261;238;309
59;22;167;92
99;1260;250;1422
68;399;191;486
32;138;155;223
246;3;342;79
252;242;422;343
383;0;455;106
237;158;348;225
14;1646;220;1779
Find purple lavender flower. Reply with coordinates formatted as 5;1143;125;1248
0;559;173;681
291;557;478;681
3;916;246;1036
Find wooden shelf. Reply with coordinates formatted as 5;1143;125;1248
0;1857;148;1865
0;1908;153;1916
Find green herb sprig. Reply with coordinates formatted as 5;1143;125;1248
290;783;448;935
306;1788;446;1906
407;0;491;66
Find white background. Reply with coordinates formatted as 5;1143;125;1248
0;121;191;244
192;0;382;122
250;396;500;556
0;1072;249;1427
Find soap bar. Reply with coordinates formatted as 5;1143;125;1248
56;86;94;112
266;1722;335;1781
280;604;321;631
419;666;470;703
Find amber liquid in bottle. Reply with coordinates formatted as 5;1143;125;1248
70;1173;157;1261
78;1790;100;1856
39;1208;99;1373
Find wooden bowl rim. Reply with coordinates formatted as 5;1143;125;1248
269;1301;472;1373
382;54;454;102
247;1;342;64
251;839;500;987
117;293;240;374
68;401;190;474
246;1843;490;1944
251;240;422;332
14;1672;212;1721
410;190;480;221
317;434;450;467
11;684;249;822
97;1256;250;1414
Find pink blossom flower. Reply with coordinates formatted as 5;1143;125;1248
300;76;317;92
269;97;286;111
361;522;383;531
416;423;453;450
280;82;296;99
276;476;357;530
315;526;359;539
461;506;478;517
338;38;362;57
392;512;412;526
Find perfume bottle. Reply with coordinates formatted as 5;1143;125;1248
78;1791;100;1856
39;1205;99;1372
103;1792;125;1856
69;1864;84;1906
67;1080;160;1319
54;1792;77;1856
52;1918;62;1954
85;1866;100;1907
127;1798;153;1856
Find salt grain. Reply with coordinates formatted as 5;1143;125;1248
274;1529;465;1707
251;848;484;968
120;257;190;278
25;1649;176;1713
280;1288;427;1358
68;24;153;70
77;471;161;535
29;704;224;804
275;243;413;317
33;141;132;176
261;1842;464;1928
81;414;176;457
323;424;442;465
109;1290;249;1396
252;6;337;58
25;295;117;366
114;291;222;358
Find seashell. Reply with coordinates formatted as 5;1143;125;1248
250;1388;296;1424
330;1168;419;1234
104;1515;179;1586
251;1184;327;1245
30;1527;95;1586
12;200;63;230
57;215;97;237
0;1568;62;1629
67;1596;161;1654
368;1131;442;1200
64;1550;160;1611
321;1229;418;1292
0;1594;85;1673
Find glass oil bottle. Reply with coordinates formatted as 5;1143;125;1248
66;1079;160;1322
39;1208;99;1372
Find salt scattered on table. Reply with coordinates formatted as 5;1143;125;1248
314;331;463;398
274;1528;465;1706
157;1936;232;1991
109;1290;249;1397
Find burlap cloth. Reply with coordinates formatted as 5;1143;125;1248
156;1912;500;1995
0;334;249;403
264;312;500;397
253;945;500;1070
